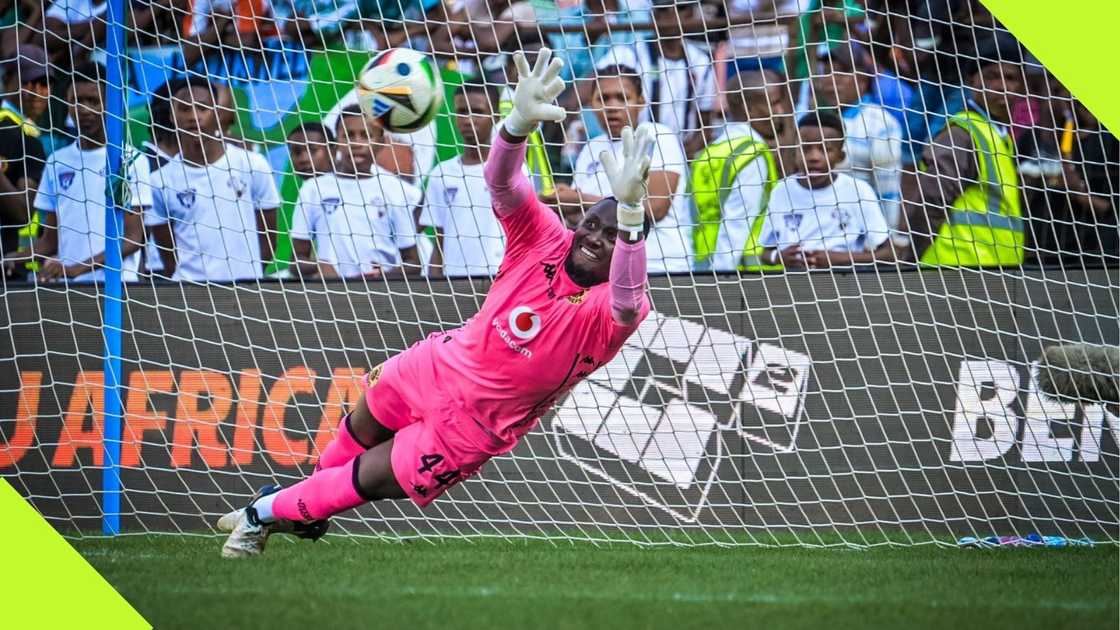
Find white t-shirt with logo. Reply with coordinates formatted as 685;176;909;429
758;173;890;253
33;143;152;283
290;168;420;278
148;145;281;282
573;122;693;273
419;156;505;278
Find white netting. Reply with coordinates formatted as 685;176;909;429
0;0;1116;546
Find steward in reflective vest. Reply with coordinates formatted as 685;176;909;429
690;69;792;272
919;108;1024;266
0;103;44;273
691;134;779;270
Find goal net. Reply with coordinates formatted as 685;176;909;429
0;0;1116;547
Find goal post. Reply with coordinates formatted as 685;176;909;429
0;0;1116;546
101;0;128;537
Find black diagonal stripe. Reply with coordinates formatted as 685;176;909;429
380;91;417;113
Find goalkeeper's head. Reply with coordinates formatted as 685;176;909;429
565;197;652;287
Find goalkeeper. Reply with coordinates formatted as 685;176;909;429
220;48;653;558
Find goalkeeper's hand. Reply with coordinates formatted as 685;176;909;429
503;48;566;138
600;123;654;240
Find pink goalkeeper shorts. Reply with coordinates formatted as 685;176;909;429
364;349;499;508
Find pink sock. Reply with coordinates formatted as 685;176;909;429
314;413;370;472
272;456;370;522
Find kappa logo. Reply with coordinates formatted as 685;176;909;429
508;306;541;340
551;312;812;523
59;171;76;190
296;498;313;522
177;188;196;208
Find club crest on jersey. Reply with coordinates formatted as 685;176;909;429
444;187;458;204
59;171;76;190
228;176;247;199
508;306;541;340
322;197;341;215
567;290;588;305
783;213;803;231
177;188;196;208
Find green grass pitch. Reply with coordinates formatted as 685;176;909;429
75;535;1117;630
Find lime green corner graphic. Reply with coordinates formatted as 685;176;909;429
0;479;150;629
981;0;1120;134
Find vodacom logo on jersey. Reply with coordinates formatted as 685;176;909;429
491;306;541;358
508;306;542;340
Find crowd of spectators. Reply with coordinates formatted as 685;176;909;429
0;0;1115;284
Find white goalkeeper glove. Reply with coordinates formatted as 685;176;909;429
600;123;654;240
503;48;566;138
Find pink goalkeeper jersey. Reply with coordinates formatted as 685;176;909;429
392;155;650;454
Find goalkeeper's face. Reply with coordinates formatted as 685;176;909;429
566;199;619;286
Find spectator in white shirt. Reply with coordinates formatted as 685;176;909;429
147;78;281;282
759;113;895;269
290;105;421;280
420;83;505;278
550;65;693;274
594;0;716;156
33;62;151;283
812;45;904;232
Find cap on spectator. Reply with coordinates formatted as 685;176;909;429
3;45;49;84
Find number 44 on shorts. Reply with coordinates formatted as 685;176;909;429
418;453;461;488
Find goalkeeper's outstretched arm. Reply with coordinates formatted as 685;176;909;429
600;125;655;327
485;48;566;218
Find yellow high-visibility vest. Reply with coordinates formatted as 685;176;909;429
1;107;42;271
499;98;554;195
920;110;1024;267
689;133;779;270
